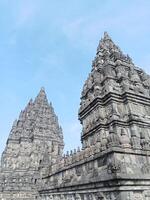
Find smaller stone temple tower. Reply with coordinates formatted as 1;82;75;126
0;88;64;200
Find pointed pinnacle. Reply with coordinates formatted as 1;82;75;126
97;32;123;56
104;31;112;40
41;86;45;90
34;87;48;105
38;87;46;97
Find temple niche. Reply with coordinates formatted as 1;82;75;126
1;33;150;200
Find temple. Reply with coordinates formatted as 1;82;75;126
1;33;150;199
0;88;64;199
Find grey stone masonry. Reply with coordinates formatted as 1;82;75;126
1;32;150;200
39;33;150;200
0;88;64;199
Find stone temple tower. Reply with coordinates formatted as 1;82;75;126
79;32;150;151
1;32;150;200
0;88;64;199
39;33;150;200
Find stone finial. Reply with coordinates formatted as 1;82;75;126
74;149;77;154
70;150;73;156
103;31;112;40
96;32;132;64
66;151;69;156
77;147;80;152
8;119;18;140
12;119;18;128
34;87;49;106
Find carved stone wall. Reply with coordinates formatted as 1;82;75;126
39;33;150;199
1;33;150;200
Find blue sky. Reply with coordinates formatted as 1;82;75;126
0;0;150;155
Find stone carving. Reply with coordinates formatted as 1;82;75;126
140;132;150;150
130;128;141;149
133;192;144;200
107;126;120;148
141;163;150;174
107;157;121;174
120;128;131;148
101;130;108;151
1;32;150;200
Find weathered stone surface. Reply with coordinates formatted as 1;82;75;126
0;88;64;199
1;33;150;200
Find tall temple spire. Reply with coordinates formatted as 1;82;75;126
79;32;150;150
95;32;132;68
1;88;64;172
